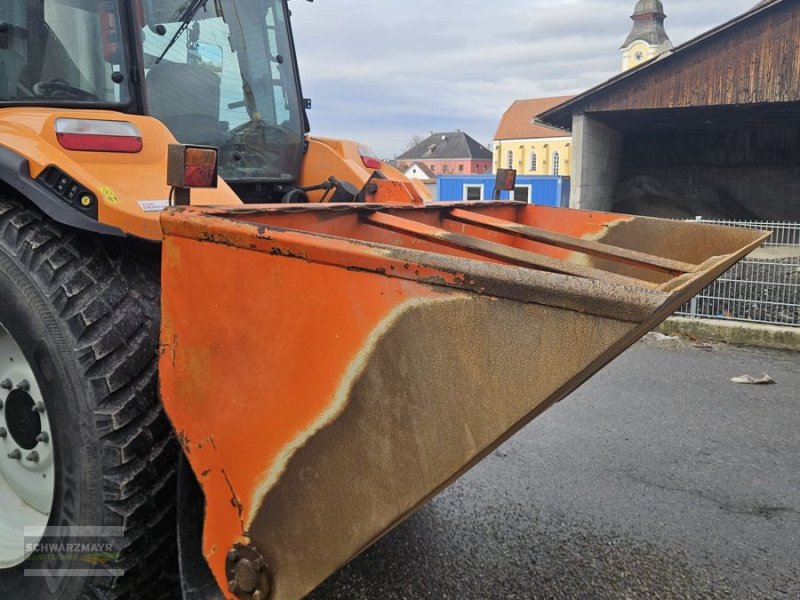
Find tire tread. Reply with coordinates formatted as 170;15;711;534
0;197;178;600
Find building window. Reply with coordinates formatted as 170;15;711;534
430;165;435;172
511;186;531;203
552;152;560;175
458;164;464;172
464;185;483;201
506;150;514;169
529;152;537;173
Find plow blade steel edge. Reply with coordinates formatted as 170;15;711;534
158;202;768;600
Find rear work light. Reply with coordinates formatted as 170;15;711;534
167;144;219;206
167;144;218;189
359;145;383;170
55;118;143;153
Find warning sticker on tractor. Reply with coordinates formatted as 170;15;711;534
101;187;120;205
137;200;169;213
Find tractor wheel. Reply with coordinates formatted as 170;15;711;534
0;196;179;599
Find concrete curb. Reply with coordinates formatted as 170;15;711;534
657;317;800;352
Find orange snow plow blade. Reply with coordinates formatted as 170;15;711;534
159;202;767;600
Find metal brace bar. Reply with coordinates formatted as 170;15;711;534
444;208;697;276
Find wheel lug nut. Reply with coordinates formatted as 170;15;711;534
17;380;30;392
25;451;39;463
0;379;11;390
7;449;21;460
32;401;45;413
0;427;6;439
36;432;50;443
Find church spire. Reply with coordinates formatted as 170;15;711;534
621;0;673;71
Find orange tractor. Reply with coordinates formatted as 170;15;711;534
0;1;766;599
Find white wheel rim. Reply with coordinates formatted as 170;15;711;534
0;323;55;569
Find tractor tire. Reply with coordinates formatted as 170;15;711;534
0;196;180;600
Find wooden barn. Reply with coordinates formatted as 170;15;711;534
540;0;800;220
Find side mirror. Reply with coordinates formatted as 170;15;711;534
99;1;122;63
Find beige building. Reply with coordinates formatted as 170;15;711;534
493;96;573;177
493;2;677;178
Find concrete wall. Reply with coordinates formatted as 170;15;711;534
570;114;624;211
659;317;800;352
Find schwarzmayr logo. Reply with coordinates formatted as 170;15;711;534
24;526;125;577
27;542;117;553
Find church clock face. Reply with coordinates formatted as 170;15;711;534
630;43;649;63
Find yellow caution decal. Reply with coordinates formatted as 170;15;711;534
101;187;120;205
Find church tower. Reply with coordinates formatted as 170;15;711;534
621;0;673;71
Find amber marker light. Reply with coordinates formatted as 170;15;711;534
167;144;219;206
184;147;219;188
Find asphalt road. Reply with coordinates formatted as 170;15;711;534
308;335;800;600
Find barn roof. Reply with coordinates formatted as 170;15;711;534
541;0;798;131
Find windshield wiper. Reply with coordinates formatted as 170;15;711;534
154;0;209;64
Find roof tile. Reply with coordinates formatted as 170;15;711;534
494;96;574;140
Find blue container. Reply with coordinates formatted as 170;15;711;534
436;175;570;207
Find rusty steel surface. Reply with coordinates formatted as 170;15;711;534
361;179;426;206
443;208;697;275
158;202;768;600
362;211;663;289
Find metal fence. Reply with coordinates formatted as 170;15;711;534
675;219;800;328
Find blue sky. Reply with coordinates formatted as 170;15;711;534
289;0;759;158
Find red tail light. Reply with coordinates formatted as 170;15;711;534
359;146;383;170
167;144;219;189
55;119;143;153
183;147;219;188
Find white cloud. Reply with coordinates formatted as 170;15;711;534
290;0;758;157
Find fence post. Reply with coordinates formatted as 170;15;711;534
689;296;698;318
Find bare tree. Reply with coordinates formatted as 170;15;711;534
404;133;427;152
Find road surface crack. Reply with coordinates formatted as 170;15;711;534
625;472;799;520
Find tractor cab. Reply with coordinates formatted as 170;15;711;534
0;0;307;197
140;0;306;189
